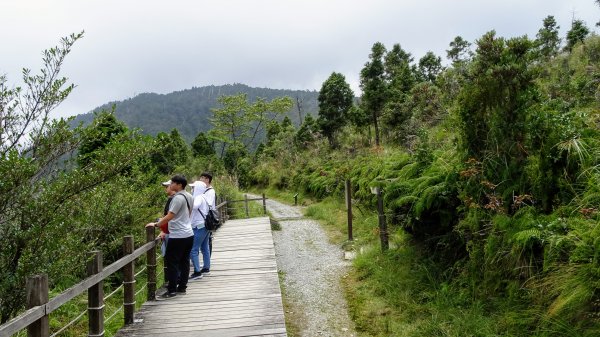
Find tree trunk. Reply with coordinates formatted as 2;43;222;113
373;110;380;146
296;96;303;124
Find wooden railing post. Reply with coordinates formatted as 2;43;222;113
26;274;49;337
376;188;389;251
294;193;298;206
123;236;135;325
87;251;104;337
262;193;267;215
244;194;249;218
146;227;157;301
224;199;229;222
345;180;353;241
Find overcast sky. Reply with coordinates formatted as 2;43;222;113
1;0;599;119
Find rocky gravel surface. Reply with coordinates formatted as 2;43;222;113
249;194;357;337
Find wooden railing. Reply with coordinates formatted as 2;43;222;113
225;193;268;218
0;227;159;337
0;199;235;337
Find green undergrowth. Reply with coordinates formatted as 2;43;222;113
245;36;600;335
251;141;600;335
303;196;379;249
295;193;595;336
295;194;500;336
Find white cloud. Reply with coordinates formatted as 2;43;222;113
0;0;598;118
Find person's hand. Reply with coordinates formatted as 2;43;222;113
158;231;166;240
145;222;156;228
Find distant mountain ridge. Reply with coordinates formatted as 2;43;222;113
72;83;319;142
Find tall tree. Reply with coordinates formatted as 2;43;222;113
417;51;443;83
382;44;416;138
295;114;319;148
536;15;561;59
77;109;127;166
565;19;590;51
150;129;190;174
446;36;472;64
360;42;387;146
0;33;154;323
457;31;537;211
385;44;415;93
169;129;190;165
209;93;293;154
317;72;354;146
265;120;282;146
191;131;215;157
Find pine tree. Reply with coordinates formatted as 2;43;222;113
360;42;387;146
536;15;561;59
317;72;354;146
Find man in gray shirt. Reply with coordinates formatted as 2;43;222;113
146;174;194;299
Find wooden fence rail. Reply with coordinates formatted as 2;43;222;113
0;197;260;337
0;227;159;337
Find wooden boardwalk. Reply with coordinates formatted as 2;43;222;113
117;217;287;337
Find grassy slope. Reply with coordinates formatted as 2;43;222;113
253;154;597;336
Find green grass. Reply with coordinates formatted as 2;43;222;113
278;270;301;337
298;195;592;337
225;191;268;219
247;184;599;336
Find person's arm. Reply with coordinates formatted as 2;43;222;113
193;195;206;210
145;212;175;228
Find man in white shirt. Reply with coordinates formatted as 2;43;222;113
199;172;216;271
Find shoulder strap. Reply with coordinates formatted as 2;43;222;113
196;194;207;219
176;193;191;215
203;188;215;209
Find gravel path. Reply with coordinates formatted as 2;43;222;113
248;194;357;337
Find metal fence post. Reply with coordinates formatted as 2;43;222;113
87;251;104;337
123;236;135;325
26;274;49;337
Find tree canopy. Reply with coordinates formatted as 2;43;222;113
317;72;354;146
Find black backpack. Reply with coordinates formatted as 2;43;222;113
199;188;221;231
202;208;220;231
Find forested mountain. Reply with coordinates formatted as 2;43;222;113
72;83;319;142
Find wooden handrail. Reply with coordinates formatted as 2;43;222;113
226;197;266;203
0;305;46;337
46;239;159;313
0;236;160;337
0;195;260;337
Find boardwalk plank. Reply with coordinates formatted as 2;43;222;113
116;217;287;337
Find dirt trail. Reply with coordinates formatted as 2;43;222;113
248;194;357;337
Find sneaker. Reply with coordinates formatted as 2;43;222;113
156;291;177;301
199;268;211;276
156;283;167;292
176;289;187;295
189;271;203;280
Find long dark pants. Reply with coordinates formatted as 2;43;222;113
164;236;194;293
